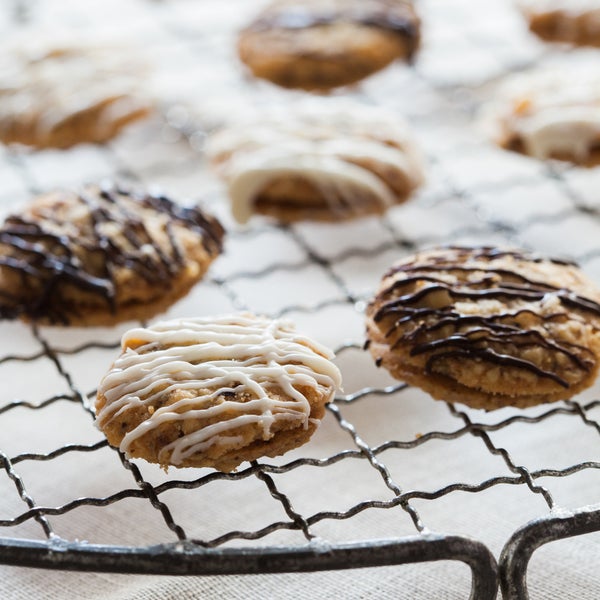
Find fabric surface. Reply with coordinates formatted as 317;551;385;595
1;0;599;599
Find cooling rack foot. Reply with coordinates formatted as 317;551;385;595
499;503;600;600
0;533;498;598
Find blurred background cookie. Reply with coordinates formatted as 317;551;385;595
0;183;225;326
519;0;600;47
0;37;153;149
95;313;342;472
480;56;600;165
365;246;600;410
237;0;421;90
206;101;425;223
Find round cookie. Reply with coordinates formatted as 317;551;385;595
481;58;600;165
0;183;225;326
95;313;342;472
237;0;421;90
0;38;152;149
519;0;600;47
206;101;425;224
365;246;600;410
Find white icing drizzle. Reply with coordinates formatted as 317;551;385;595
206;102;424;224
485;59;600;160
96;314;342;466
0;35;150;145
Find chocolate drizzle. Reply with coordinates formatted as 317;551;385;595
247;0;420;57
370;246;600;390
0;183;225;324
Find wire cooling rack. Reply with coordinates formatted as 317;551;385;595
1;1;600;599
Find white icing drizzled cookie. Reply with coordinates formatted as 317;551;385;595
95;313;342;471
481;56;600;163
206;101;425;223
0;35;153;148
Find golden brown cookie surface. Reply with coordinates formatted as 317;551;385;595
0;40;152;148
238;0;420;90
365;246;600;409
0;183;225;326
519;0;600;47
206;101;425;224
481;57;600;165
95;313;342;472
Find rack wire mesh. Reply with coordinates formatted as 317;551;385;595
1;0;600;598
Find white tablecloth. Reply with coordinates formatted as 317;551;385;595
1;0;599;598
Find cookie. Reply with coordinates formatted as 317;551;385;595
519;0;600;47
481;58;600;165
0;183;225;326
95;313;342;472
237;0;421;90
365;246;600;410
0;39;152;149
206;101;425;223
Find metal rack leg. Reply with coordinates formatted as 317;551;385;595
499;503;600;599
0;533;499;599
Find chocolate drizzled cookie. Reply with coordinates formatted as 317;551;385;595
0;183;225;326
365;246;600;409
238;0;421;90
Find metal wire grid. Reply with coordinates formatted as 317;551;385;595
0;0;599;599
